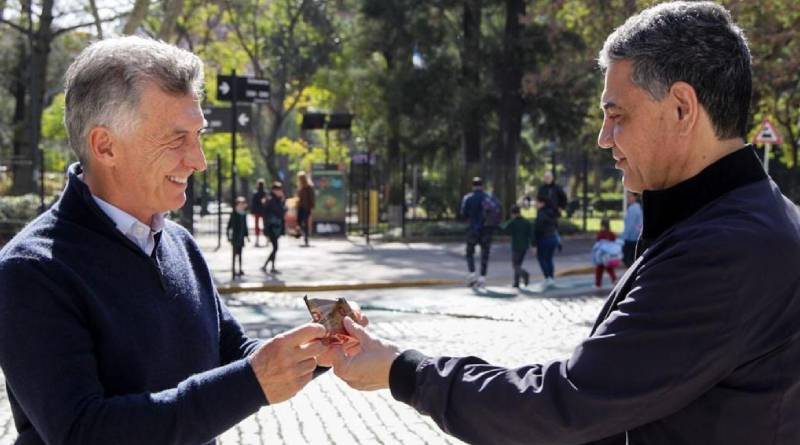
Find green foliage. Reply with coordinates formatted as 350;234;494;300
201;133;255;177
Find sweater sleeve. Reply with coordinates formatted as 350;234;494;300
0;259;266;445
389;237;742;445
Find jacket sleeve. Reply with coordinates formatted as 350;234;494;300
0;259;267;445
389;237;742;445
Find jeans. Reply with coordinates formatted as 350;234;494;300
512;248;529;286
536;235;559;279
466;227;494;276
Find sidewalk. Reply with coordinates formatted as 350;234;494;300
198;230;603;293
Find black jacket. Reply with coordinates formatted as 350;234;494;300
389;146;800;444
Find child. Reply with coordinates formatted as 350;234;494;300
226;196;250;276
499;205;534;288
592;218;622;288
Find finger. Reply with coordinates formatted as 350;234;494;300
342;316;369;341
330;347;350;370
358;313;369;327
296;357;318;376
297;339;327;359
282;323;327;347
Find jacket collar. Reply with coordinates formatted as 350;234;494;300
640;145;766;241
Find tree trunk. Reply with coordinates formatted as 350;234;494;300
461;0;482;194
157;0;184;42
492;0;525;214
12;0;53;196
122;0;150;35
10;38;28;195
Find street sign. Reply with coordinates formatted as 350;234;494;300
217;74;270;103
301;112;354;130
753;118;782;145
203;106;252;133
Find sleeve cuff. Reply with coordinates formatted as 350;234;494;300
389;349;429;404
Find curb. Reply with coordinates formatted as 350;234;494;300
217;278;462;294
216;265;599;294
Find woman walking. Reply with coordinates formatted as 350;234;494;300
260;181;286;274
296;171;315;247
533;196;560;287
250;180;266;246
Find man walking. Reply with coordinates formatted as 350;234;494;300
329;3;800;444
459;177;498;288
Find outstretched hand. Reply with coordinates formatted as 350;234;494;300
329;317;402;391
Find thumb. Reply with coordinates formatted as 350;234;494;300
342;316;369;342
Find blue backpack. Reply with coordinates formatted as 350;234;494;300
481;194;503;227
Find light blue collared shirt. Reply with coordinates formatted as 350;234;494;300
79;175;165;256
92;196;165;256
621;201;643;242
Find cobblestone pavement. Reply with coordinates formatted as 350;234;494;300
0;286;608;445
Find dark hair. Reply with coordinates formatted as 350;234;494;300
472;176;483;187
598;1;751;139
600;218;611;231
256;179;265;192
511;205;521;214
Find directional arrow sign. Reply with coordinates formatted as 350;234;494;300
202;106;252;133
217;74;270;103
753;118;782;145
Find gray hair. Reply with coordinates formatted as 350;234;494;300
598;1;752;139
64;36;204;167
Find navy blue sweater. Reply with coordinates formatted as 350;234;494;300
390;146;800;444
0;164;266;444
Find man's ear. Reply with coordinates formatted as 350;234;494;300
87;126;117;167
669;81;699;136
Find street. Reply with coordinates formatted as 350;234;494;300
0;284;608;445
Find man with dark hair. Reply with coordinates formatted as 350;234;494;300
459;176;494;288
328;3;800;444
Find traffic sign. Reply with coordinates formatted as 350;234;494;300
217;74;270;103
753;118;782;145
203;106;252;133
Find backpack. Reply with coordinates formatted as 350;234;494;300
481;194;503;227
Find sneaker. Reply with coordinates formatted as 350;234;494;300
523;272;530;287
476;276;486;288
466;272;477;287
545;277;555;287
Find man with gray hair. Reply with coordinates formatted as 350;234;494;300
0;36;333;444
327;2;800;444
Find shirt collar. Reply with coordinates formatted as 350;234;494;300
78;174;166;256
640;144;766;241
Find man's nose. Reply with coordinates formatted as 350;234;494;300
185;135;207;172
597;120;614;149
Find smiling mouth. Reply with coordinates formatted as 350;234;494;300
167;175;189;185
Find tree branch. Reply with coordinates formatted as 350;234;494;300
223;0;261;73
0;16;29;34
53;12;128;36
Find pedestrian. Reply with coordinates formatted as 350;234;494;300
296;171;315;247
261;181;286;274
0;36;335;444
535;171;568;214
592;218;621;288
328;3;800;444
250;179;266;246
499;204;533;288
621;191;642;266
532;196;559;287
226;196;250;276
459;176;501;288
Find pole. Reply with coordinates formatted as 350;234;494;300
401;153;406;238
582;149;588;232
764;143;771;174
39;147;45;213
230;70;238;281
217;154;222;250
365;149;371;245
325;125;330;167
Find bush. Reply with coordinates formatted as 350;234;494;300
0;194;42;245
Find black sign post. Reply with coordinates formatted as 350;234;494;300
216;71;270;280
